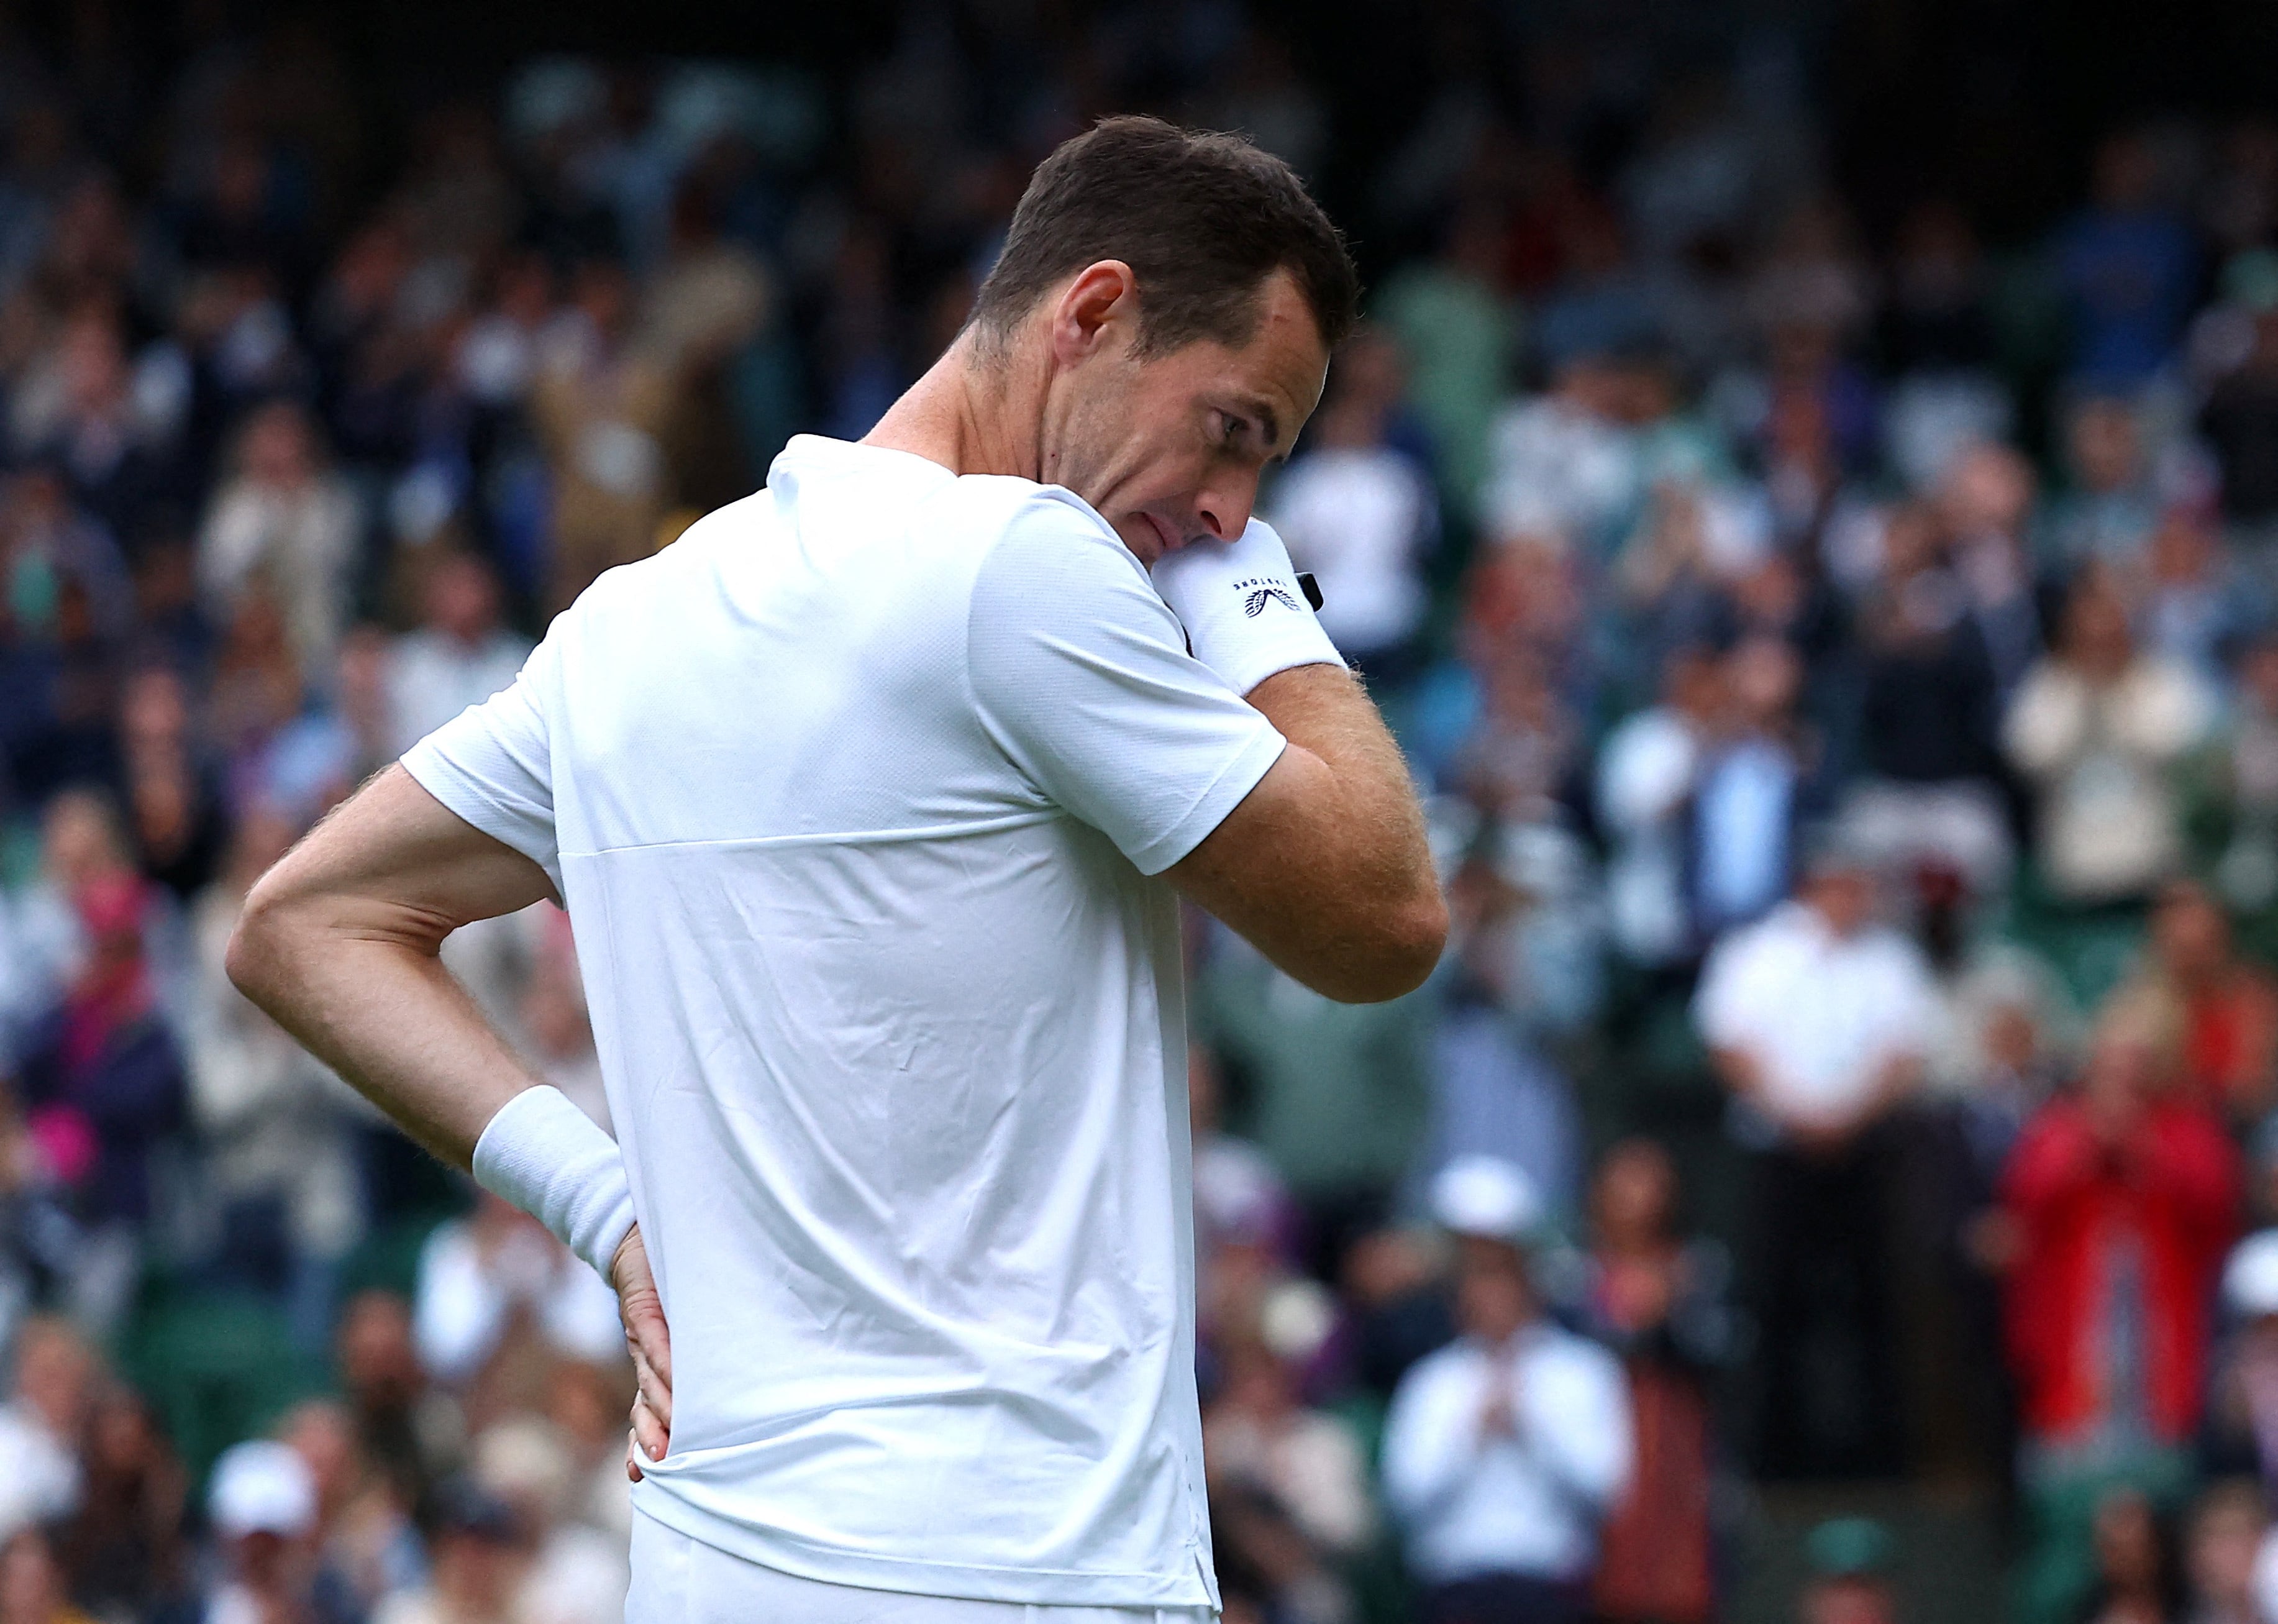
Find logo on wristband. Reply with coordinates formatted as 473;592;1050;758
1235;576;1302;617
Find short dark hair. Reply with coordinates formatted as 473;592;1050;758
972;116;1357;358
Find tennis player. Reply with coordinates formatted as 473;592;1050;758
228;116;1446;1623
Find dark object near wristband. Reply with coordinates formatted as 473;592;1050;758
1297;572;1323;611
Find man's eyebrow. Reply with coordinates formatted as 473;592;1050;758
1241;399;1282;454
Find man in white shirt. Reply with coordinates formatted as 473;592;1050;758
225;116;1446;1623
1382;1157;1633;1624
1693;841;1940;1478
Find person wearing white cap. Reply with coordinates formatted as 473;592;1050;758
200;1439;320;1624
1380;1156;1634;1624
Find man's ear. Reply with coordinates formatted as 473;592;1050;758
1048;261;1139;363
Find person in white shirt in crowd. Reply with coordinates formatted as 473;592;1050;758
412;1192;623;1392
1695;834;1941;1478
2006;565;2217;905
0;1317;92;1535
228;117;1442;1624
1382;1156;1634;1624
1596;645;1724;973
384;552;534;760
1263;327;1437;688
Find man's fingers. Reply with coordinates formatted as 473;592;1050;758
624;1291;673;1389
629;1331;673;1431
611;1221;675;1428
632;1389;670;1463
625;1428;645;1483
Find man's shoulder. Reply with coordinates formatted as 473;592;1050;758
933;475;1126;560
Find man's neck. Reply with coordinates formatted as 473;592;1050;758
863;331;1040;481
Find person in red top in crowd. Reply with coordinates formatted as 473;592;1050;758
1998;987;2245;1624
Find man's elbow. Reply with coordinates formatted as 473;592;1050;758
224;877;300;1008
1317;890;1449;1004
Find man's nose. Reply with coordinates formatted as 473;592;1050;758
1193;479;1258;543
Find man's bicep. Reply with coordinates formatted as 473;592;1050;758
264;767;559;939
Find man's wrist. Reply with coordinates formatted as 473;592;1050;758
472;1085;635;1280
1151;519;1343;696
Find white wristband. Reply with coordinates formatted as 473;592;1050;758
472;1086;636;1283
1150;518;1343;696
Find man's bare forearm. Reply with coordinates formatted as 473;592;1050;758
1167;664;1446;1001
1247;663;1437;913
226;767;557;1169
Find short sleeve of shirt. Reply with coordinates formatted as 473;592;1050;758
398;631;563;895
967;494;1287;876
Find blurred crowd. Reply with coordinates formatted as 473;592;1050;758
14;1;2278;1622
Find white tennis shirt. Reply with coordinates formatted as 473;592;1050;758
401;435;1290;1609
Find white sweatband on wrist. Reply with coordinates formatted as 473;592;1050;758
1150;517;1344;696
472;1085;636;1282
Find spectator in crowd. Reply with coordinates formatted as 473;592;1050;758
1690;635;1814;944
186;806;367;1346
2117;880;2278;1124
468;1416;623;1624
1940;441;2044;701
2075;1485;2187;1624
2046;395;2163;570
381;552;531;759
410;1193;622;1417
15;871;185;1333
334;1290;457;1511
2007;569;2216;905
2203;1230;2278;1498
2184;632;2278;965
2002;993;2244;1623
2179;1477;2264;1624
2199;297;2278;542
1559;1139;1734;1624
1844;500;2011;895
2056;133;2200;393
1598;644;1724;972
55;1385;188;1622
1382;1156;1633;1624
0;1528;95;1624
280;1398;421;1624
117;663;231;906
0;1318;89;1536
195;401;360;680
1264;327;1437;690
1203;1284;1375;1583
1696;837;1940;1476
196;1439;324;1624
371;1478;529;1624
1198;930;1434;1279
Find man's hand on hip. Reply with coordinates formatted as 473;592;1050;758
613;1223;673;1481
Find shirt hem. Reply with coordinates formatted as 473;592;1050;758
628;1480;1219;1610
